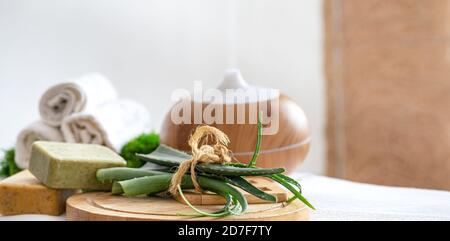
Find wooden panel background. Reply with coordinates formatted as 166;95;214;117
325;0;450;190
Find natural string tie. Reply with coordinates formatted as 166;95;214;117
168;125;232;196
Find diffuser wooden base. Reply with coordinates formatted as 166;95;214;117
66;192;308;221
160;94;311;173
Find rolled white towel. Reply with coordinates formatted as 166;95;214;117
15;121;64;169
39;73;118;127
61;99;151;152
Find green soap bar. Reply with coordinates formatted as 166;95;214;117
29;141;126;190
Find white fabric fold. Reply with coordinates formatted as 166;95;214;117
15;121;64;169
39;73;118;127
61;99;151;151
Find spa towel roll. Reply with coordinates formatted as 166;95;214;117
61;99;151;151
39;73;118;127
15;121;64;169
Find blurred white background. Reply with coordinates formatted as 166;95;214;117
0;0;324;173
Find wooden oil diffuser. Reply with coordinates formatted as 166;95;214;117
160;69;310;173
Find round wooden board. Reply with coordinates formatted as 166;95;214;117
66;192;309;221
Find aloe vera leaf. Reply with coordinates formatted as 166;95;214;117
115;173;248;213
198;164;284;176
111;181;124;195
97;167;167;182
116;174;173;196
213;194;233;214
224;176;277;202
248;112;263;168
226;163;248;168
110;173;235;217
137;146;284;176
228;197;243;215
136;145;190;167
268;174;315;210
201;177;247;214
273;174;302;193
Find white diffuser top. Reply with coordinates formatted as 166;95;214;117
195;69;279;104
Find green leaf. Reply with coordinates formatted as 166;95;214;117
273;174;302;193
248;112;263;168
136;144;191;167
269;174;315;210
224;176;277;202
137;145;283;176
97;167;167;182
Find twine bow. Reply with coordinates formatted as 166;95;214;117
168;125;232;196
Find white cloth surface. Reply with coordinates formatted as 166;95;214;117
292;173;450;221
14;121;64;169
2;174;449;221
61;99;151;151
0;214;65;221
39;73;118;127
